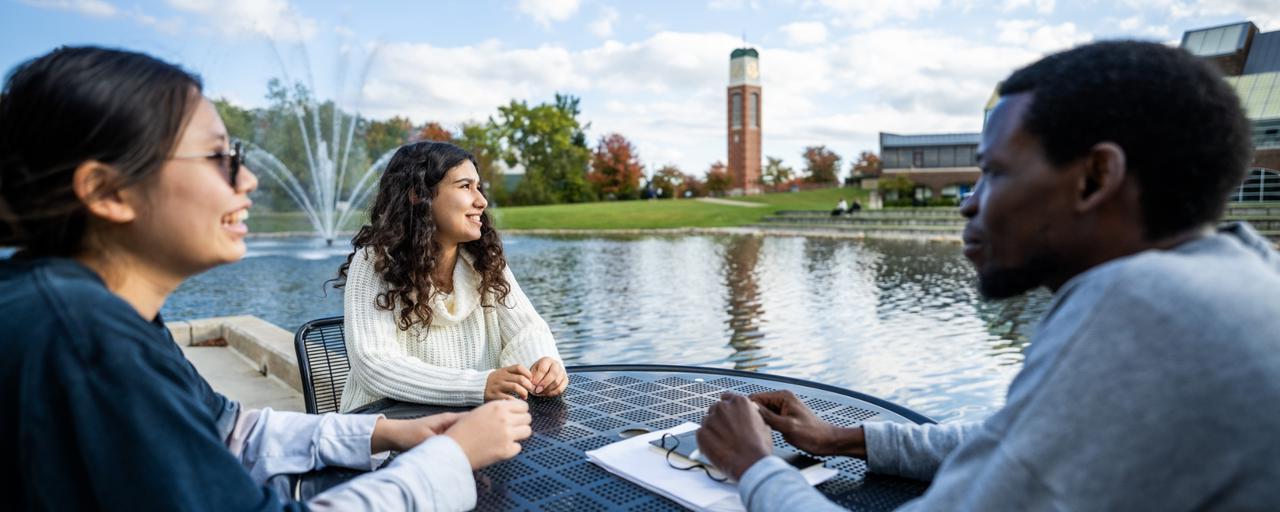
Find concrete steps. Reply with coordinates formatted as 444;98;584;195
757;204;1280;242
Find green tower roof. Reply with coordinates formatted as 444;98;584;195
730;48;759;59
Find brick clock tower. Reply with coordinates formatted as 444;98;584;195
727;47;762;195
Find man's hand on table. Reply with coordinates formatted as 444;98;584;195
751;390;867;459
696;393;774;480
529;357;568;397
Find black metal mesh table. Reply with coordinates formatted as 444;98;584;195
300;365;933;511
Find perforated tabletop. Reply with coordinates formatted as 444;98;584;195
300;365;933;511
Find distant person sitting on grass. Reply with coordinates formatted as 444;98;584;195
0;46;530;511
832;197;848;216
332;141;565;412
696;40;1280;510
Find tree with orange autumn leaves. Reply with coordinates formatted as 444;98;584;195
588;133;645;200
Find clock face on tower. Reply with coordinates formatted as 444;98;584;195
746;60;759;81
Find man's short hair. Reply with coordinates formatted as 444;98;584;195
998;40;1252;240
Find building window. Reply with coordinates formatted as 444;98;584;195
939;146;956;167
924;148;939;167
750;92;759;128
912;150;924;167
732;92;743;128
1234;168;1280;202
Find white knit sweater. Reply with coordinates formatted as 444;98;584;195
339;247;561;411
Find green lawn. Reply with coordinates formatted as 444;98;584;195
492;187;870;230
247;187;870;233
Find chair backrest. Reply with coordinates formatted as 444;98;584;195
294;316;349;414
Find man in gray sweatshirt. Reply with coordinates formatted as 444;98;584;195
697;41;1280;510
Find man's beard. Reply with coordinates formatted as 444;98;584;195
975;253;1055;300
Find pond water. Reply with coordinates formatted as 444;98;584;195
164;234;1053;423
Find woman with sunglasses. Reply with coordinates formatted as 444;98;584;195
332;141;566;412
0;46;531;510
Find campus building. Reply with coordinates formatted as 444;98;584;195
876;132;980;203
1180;21;1280;201
727;47;762;195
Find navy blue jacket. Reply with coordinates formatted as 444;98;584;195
0;257;304;510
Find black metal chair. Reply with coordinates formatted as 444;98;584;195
293;316;350;414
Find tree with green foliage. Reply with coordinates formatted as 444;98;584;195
364;116;414;162
589;133;644;200
650;165;690;199
493;94;595;205
705;161;731;197
213;98;254;142
760;156;794;191
877;174;915;203
802;145;841;184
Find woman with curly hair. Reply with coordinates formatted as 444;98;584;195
334;141;565;411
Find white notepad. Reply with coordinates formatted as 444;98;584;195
585;422;837;512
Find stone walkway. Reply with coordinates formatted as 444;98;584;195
695;197;767;207
182;344;305;412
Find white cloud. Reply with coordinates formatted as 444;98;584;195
589;7;619;38
780;21;828;46
996;20;1092;53
517;0;581;28
21;0;118;18
354;24;1073;176
1002;0;1055;14
1114;16;1170;39
1119;0;1279;31
816;0;945;29
165;0;318;41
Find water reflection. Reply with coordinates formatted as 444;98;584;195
164;234;1054;423
722;234;767;371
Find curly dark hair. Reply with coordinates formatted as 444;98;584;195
998;40;1253;240
332;141;510;330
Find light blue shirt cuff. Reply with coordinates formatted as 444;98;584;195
308;435;476;512
318;413;383;470
861;420;899;474
738;456;793;509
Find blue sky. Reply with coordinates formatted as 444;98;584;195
2;0;1276;177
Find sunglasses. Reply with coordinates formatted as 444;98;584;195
657;433;728;483
170;141;242;189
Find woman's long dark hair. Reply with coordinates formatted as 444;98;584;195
333;141;510;330
0;46;203;257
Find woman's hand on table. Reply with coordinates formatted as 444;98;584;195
370;412;463;453
485;364;535;400
529;357;568;397
444;400;533;469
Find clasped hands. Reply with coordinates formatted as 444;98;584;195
484;356;568;401
368;357;566;469
695;390;869;481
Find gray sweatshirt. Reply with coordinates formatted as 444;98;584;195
738;223;1280;511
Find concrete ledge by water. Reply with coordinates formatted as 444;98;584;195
168;315;304;396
